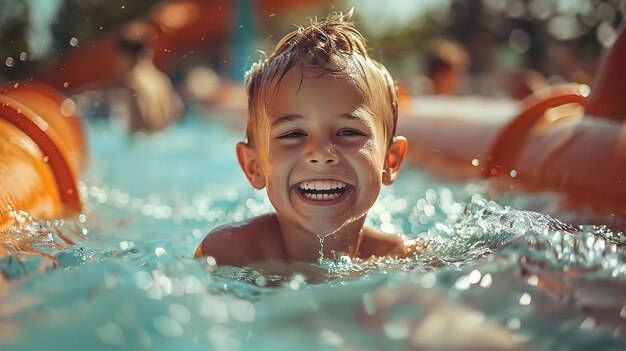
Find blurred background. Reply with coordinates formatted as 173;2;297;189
0;0;624;114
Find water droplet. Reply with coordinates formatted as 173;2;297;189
60;98;76;116
519;292;532;305
5;57;15;67
597;22;617;47
153;315;183;338
155;247;166;257
136;329;152;347
506;317;521;330
468;269;482;284
205;325;236;346
19;52;27;61
425;189;437;204
255;275;267;286
318;328;344;346
69;37;79;46
134;271;153;290
169;304;191;324
455;275;471;290
229;299;255;322
424;204;435;217
384;319;410;339
471;158;480;166
381;222;395;233
420;272;437;289
479;273;493;288
580;317;596;330
96;321;126;346
288;280;300;290
579;84;591;97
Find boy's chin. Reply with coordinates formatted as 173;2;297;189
293;210;368;238
299;220;352;238
284;188;368;234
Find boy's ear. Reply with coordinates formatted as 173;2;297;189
382;136;407;185
236;142;266;189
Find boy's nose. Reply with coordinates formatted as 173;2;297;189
305;144;339;165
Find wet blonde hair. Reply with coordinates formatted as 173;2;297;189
243;10;398;146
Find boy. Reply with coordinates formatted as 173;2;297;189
195;11;415;268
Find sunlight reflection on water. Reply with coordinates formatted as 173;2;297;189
0;116;625;350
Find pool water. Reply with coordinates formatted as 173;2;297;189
1;110;625;350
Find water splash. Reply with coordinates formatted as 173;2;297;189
3;119;626;350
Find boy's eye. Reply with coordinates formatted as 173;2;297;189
337;129;365;137
277;130;307;139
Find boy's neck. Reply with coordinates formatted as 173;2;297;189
275;214;367;263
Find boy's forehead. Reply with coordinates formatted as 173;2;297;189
275;64;361;90
264;65;366;111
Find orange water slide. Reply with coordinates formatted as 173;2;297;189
399;20;626;218
0;82;86;231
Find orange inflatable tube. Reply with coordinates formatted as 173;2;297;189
399;20;626;219
0;83;85;231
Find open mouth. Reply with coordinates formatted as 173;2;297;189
296;180;350;201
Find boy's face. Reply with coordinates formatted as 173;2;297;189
238;66;406;236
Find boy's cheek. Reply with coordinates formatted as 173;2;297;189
355;143;384;165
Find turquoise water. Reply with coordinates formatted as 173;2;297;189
1;110;625;350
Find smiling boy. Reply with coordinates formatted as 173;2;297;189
195;11;414;267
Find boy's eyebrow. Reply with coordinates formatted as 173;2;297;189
271;114;303;127
340;113;374;129
340;113;366;122
271;112;373;127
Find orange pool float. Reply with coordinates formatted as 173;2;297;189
399;20;626;220
0;83;85;231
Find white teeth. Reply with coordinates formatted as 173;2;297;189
298;180;347;202
299;180;347;190
304;193;340;201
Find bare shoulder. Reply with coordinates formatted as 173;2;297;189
194;213;283;266
358;227;426;259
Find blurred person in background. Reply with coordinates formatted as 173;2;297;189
114;22;183;133
420;38;470;95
